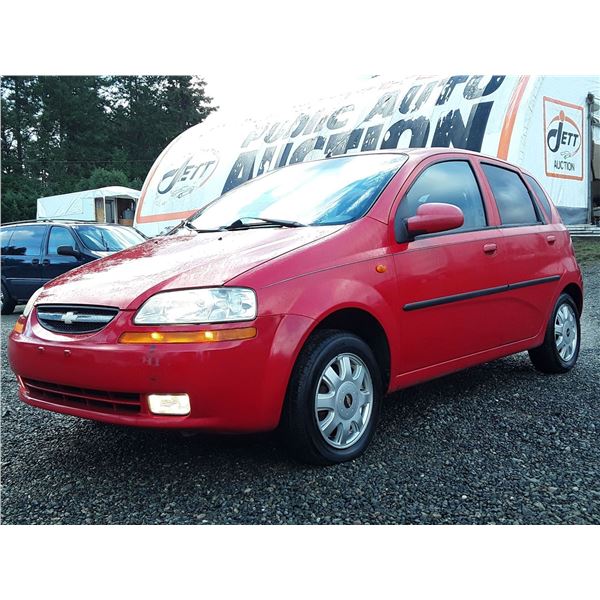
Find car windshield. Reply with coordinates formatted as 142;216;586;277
75;226;146;252
189;153;407;230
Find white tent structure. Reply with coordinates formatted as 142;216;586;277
37;186;140;224
134;75;600;236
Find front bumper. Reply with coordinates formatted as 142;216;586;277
8;308;314;432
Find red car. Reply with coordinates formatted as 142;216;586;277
8;149;583;464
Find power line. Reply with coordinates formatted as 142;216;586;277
13;158;156;164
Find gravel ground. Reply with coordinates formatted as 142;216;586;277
1;265;599;525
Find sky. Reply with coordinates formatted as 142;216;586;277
4;0;597;107
202;71;376;114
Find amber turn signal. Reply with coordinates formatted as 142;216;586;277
118;327;257;344
13;318;26;334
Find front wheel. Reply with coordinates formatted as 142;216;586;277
280;329;382;465
529;293;581;374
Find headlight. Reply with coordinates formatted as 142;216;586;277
134;288;257;325
23;287;44;318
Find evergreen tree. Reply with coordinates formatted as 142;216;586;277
1;76;216;222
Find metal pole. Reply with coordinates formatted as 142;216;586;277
586;93;594;225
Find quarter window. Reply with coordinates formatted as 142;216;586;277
4;226;45;256
525;174;553;219
482;164;541;225
48;227;77;254
397;161;487;231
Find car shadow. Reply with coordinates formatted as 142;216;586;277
33;352;539;474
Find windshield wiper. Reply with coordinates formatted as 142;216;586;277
184;221;225;233
170;220;224;234
98;229;110;251
224;217;306;230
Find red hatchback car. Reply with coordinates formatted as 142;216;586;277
9;149;583;464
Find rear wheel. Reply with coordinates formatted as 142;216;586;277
1;283;16;315
280;329;382;465
529;293;580;374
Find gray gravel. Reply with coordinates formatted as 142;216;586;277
1;265;599;525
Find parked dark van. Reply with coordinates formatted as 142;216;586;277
1;220;146;314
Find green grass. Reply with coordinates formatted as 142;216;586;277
572;237;600;265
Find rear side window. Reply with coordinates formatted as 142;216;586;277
48;227;77;254
397;160;487;231
482;164;541;226
525;175;553;219
4;226;45;256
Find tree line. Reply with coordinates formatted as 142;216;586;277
1;76;216;222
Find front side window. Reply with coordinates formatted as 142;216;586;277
189;154;408;229
48;227;77;254
4;226;45;256
397;160;487;232
482;164;541;226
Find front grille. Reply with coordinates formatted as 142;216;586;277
23;379;142;415
36;305;118;334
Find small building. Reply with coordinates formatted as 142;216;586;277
37;186;140;225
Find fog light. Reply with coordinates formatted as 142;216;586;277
147;393;191;415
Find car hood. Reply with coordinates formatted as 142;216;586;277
37;226;340;310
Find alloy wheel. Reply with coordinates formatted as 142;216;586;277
554;303;578;362
314;352;374;449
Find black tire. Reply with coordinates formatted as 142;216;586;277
279;329;382;465
529;293;580;374
1;283;16;315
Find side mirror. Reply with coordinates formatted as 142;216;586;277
402;203;464;240
57;245;81;258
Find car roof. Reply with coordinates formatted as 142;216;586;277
356;147;522;166
311;147;527;173
1;220;131;228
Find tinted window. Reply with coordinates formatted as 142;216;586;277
397;161;487;231
482;164;540;225
525;175;553;219
1;228;14;254
5;226;45;256
48;227;77;254
75;225;145;252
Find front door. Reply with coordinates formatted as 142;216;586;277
392;158;507;376
42;226;86;283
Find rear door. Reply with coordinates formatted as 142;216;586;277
392;156;508;375
479;161;562;342
42;225;86;283
2;225;46;301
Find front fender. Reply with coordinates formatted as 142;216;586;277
258;258;400;379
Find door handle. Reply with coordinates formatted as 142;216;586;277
42;259;50;265
31;258;40;265
483;243;497;254
546;235;556;245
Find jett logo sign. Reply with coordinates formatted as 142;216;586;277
156;150;219;199
544;97;584;181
